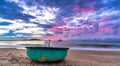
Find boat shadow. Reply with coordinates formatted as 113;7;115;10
30;59;78;66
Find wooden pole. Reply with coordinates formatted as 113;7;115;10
48;40;51;47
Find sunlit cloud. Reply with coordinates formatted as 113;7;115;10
0;18;16;24
0;30;9;35
99;9;120;17
13;0;59;25
14;27;44;34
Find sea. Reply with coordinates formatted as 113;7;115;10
0;40;120;51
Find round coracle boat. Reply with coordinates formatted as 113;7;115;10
26;47;69;62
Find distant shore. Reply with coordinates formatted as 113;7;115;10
0;40;45;45
0;40;41;41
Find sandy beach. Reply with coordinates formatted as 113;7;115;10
0;48;120;66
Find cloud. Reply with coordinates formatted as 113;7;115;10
14;27;43;33
0;18;16;23
0;0;119;40
10;0;59;25
0;30;9;35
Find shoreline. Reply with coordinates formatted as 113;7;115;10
1;46;120;51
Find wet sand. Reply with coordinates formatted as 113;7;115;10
0;48;120;66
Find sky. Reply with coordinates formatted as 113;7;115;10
0;0;120;40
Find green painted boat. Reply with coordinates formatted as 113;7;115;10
26;47;69;62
